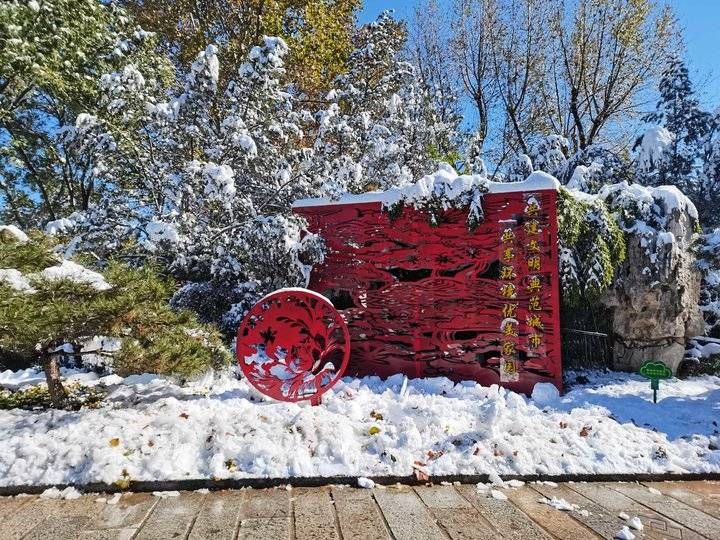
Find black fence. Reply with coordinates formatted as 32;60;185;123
560;305;614;370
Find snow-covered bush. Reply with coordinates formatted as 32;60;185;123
0;230;230;407
697;229;720;337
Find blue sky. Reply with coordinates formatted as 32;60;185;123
360;0;720;107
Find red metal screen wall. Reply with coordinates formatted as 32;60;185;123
294;188;562;394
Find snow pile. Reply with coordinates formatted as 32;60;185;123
152;491;180;498
636;126;674;173
614;525;636;540
40;486;82;500
357;477;375;489
0;269;34;292
0;367;99;391
0;370;718;486
0;225;29;243
530;383;560;406
540;496;575;511
35;260;111;291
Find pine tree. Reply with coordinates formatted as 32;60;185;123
0;231;230;407
698;113;720;229
641;55;712;191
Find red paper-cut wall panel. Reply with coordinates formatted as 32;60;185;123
293;188;562;394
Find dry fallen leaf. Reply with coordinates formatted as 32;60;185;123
579;426;592;437
412;461;430;482
427;449;444;460
109;438;120;447
179;412;189;419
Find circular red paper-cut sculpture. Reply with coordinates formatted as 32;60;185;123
236;288;351;402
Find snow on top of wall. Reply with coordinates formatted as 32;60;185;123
0;225;29;243
292;165;560;209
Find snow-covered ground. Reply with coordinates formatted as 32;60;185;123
0;368;718;487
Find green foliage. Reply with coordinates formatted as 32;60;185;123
0;383;104;411
557;188;627;305
125;0;360;95
681;354;720;377
0;0;172;226
0;230;58;271
0;236;230;380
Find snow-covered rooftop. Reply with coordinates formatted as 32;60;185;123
293;167;560;209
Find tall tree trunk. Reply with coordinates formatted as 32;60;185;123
41;352;66;408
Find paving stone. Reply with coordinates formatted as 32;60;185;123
0;496;35;524
238;517;290;540
570;482;705;540
611;482;720;539
374;485;448;540
455;484;552;540
189;490;244;540
238;488;291;540
77;529;137;540
0;499;66;540
415;485;499;540
504;486;602;540
240;488;290;520
86;492;157;531
134;492;205;540
643;481;720;518
292;487;339;540
330;486;390;540
531;482;624;539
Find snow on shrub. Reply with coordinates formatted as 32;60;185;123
0;230;230;407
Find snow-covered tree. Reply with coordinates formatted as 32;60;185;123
505;154;533;183
0;0;170;227
563;146;634;194
312;13;460;195
528;135;569;179
635;54;720;229
53;38;324;332
464;130;488;176
642;55;712;187
697;115;720;229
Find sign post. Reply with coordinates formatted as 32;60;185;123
639;361;672;403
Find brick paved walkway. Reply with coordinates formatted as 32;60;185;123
0;480;718;539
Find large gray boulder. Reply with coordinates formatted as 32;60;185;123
601;184;704;373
